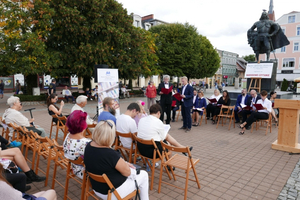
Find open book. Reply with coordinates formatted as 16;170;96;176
240;103;252;110
164;124;171;134
193;107;203;111
207;98;217;103
253;104;264;110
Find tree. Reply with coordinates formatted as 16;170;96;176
42;0;158;89
149;23;220;79
281;78;288;91
242;54;256;62
0;0;54;94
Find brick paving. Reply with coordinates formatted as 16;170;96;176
1;88;300;200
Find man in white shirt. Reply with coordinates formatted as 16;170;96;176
116;103;140;149
71;95;95;125
138;104;192;158
121;85;130;98
62;86;75;103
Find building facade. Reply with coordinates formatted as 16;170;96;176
264;11;300;83
217;49;239;86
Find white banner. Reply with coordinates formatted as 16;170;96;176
97;69;120;117
245;63;273;79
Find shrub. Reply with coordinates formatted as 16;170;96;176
14;94;46;101
281;78;288;91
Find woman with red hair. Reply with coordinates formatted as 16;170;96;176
63;110;91;179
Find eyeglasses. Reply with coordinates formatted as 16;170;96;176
104;120;113;129
20;102;22;106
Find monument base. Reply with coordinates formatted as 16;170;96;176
272;140;300;153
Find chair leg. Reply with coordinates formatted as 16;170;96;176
49;124;53;139
52;164;58;189
64;166;71;200
184;169;190;200
35;154;40;174
216;117;220;129
192;166;201;189
45;156;52;187
150;161;155;190
158;163;164;193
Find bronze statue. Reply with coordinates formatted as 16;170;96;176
248;10;289;61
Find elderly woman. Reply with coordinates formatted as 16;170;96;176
47;93;66;124
2;96;46;137
146;81;157;110
84;120;149;200
206;89;222;120
239;90;272;135
63;110;91;179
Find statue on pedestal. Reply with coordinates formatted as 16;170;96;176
247;10;290;61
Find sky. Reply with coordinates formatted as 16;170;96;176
116;0;300;57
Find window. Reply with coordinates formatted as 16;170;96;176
282;58;295;68
294;42;299;52
288;15;295;23
134;20;140;27
282;28;285;34
281;46;286;52
297;27;300;36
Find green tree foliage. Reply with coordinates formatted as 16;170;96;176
242;54;255;62
42;0;158;81
281;78;288;91
149;23;220;79
0;0;53;76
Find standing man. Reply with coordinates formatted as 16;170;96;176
48;79;56;95
179;76;193;132
158;75;173;124
15;80;21;94
0;80;4;99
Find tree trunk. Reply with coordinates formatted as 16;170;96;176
25;74;38;95
83;76;91;92
128;79;133;90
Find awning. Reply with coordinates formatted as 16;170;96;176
276;73;300;81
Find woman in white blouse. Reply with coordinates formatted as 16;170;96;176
206;89;222;120
239;90;272;135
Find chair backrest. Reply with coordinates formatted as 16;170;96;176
86;171;123;200
115;131;135;147
160;141;191;157
219;105;235;116
132;134;162;160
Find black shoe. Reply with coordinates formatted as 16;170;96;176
25;169;46;184
239;131;245;135
182;146;193;156
25;185;31;192
185;128;191;132
246;126;251;130
235;121;240;124
178;126;186;130
167;166;175;171
172;119;175;122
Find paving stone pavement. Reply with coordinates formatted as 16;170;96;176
1;88;300;200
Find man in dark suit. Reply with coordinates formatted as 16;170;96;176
158;75;173;124
234;88;250;123
179;76;193;132
240;90;261;126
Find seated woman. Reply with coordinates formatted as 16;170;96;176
1;147;46;183
47;93;66;124
0;164;57;200
171;88;181;122
63;110;92;179
84;120;149;200
269;91;278;124
211;90;231;124
134;100;147;127
137;104;192;158
192;91;207;126
239;90;272;135
206;89;222;120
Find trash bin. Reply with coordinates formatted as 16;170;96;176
32;87;40;96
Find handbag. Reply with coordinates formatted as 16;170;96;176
0;159;19;174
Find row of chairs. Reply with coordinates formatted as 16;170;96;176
114;131;200;200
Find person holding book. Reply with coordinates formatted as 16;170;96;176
158;75;173;124
240;90;261;125
239;90;272;135
234;88;250;123
211;90;231;124
192;91;207;126
206;89;222;120
171;88;181;122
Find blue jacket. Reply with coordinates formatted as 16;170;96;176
235;94;250;109
181;84;193;107
194;97;207;109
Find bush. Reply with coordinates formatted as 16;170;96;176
281;78;288;91
129;90;144;95
14;94;46;101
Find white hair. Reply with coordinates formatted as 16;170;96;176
76;95;88;104
7;96;20;107
163;75;170;80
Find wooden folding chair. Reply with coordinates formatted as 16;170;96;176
85;124;96;138
216;105;235;130
199;108;207;126
8;123;27;153
51;140;69;189
64;157;87;200
49;115;59;140
114;131;136;163
176;105;182;122
251;113;272;135
50;115;68;141
84;171;138;200
158;142;201;200
132;134;171;190
0;117;10;139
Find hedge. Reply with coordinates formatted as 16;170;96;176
14;94;46;101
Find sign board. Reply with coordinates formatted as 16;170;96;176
245;63;273;79
0;76;14;89
97;68;120;117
